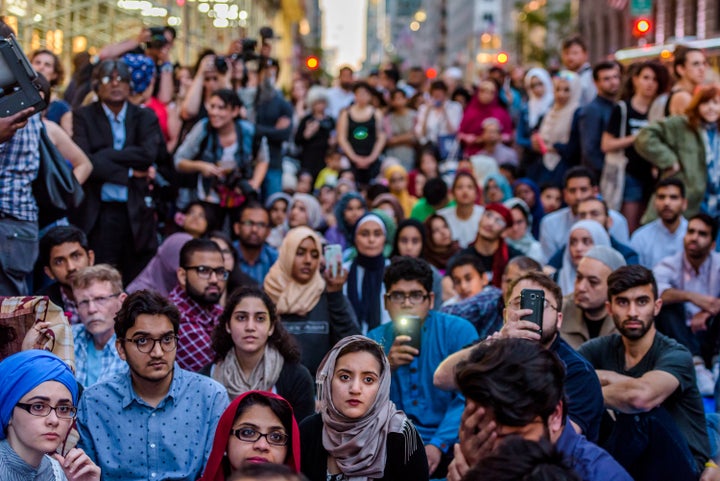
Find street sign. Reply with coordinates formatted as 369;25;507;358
630;0;652;16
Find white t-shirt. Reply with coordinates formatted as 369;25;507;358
437;205;485;248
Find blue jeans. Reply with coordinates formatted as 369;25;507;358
0;217;38;296
262;168;282;201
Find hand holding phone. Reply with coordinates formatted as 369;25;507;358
393;315;422;350
520;288;544;337
323;244;342;278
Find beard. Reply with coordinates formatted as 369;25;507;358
614;316;653;340
186;282;222;306
257;77;276;105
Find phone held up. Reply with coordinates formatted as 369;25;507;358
323;244;343;278
393;315;422;351
520;288;544;336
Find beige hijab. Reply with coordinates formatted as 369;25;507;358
317;335;412;481
539;70;581;171
264;226;326;316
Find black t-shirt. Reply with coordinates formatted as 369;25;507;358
584;314;603;340
578;332;710;467
605;101;651;188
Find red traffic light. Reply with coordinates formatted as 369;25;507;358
633;17;651;37
305;56;319;70
496;52;509;64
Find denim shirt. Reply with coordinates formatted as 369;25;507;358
76;365;228;481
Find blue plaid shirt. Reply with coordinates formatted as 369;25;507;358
0;114;41;221
72;324;127;387
440;286;505;340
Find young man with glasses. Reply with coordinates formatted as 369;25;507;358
168;238;228;372
71;264;127;387
76;289;228;481
367;256;478;479
435;272;604;443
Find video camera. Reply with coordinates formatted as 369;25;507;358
0;34;46;117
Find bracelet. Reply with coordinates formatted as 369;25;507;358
160;62;173;74
706;460;719;469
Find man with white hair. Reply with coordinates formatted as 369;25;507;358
560;245;626;349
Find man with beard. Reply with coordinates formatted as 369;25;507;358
631;178;688;269
168;238;227;371
560;245;625;350
435;272;604;443
326;65;355;119
76;290;228;481
578;265;714;481
653;213;720;395
232;200;278;284
446;338;631;481
253;57;293;197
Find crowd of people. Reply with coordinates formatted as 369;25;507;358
3;16;720;480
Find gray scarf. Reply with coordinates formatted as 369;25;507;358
213;345;284;400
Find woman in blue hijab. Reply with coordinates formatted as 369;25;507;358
0;350;100;480
512;177;545;238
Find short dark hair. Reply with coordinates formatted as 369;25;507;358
607;265;658;301
539;182;561;194
505;271;563;312
422;177;448;206
429;80;448;93
465;437;581;481
31;49;65;87
39;225;90;269
114;290;181;339
456;338;566;427
239;199;270;222
451;86;472;105
689;212;719;242
384;256;433;294
655;177;685;198
210;88;243;110
578;196;608;217
563;166;597;188
592;61;621;81
212;286;300;363
561;34;587;52
92;59;131;91
673;45;704;78
383;68;400;84
179;238;223;268
352;80;375;94
505;256;543;274
448;254;487;278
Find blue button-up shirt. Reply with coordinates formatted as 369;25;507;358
234;241;278;284
367;310;479;452
72;324;127;387
100;102;129;202
555;420;633;481
76;364;228;481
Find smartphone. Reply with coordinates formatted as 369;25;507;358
323;244;343;278
520;288;544;336
393;315;422;350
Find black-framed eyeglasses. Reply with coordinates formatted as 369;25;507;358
100;75;129;85
231;427;289;446
16;402;77;419
121;334;178;353
183;265;229;280
385;290;429;305
239;220;269;229
76;292;121;312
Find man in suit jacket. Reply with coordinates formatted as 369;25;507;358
72;59;164;285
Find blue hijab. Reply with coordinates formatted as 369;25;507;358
0;350;78;439
334;192;367;244
512;177;545;238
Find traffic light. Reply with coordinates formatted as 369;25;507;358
632;17;651;38
305;56;319;70
496;52;509;64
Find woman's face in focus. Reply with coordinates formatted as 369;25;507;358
291;237;320;284
430;218;452;247
226;296;273;359
698;95;720;124
330;350;382;419
355;220;385;257
397;226;423;258
7;381;74;462
227;404;288;471
288;201;309;228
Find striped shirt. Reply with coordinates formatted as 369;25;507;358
0;439;67;480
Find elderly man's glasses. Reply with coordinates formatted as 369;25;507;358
76;293;121;312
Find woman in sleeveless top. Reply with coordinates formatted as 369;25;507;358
337;81;386;187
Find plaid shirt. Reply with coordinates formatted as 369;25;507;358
168;285;223;372
60;288;80;325
0;114;41;221
440;286;505;340
72;324;127;387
